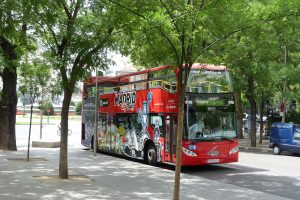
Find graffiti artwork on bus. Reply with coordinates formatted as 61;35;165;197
119;92;153;158
115;91;136;111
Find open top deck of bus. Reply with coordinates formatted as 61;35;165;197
85;64;227;85
83;63;231;97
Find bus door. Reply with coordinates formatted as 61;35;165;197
101;114;116;151
98;113;107;150
164;114;177;163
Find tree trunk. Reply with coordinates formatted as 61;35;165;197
173;91;184;200
234;92;243;139
173;68;186;200
259;100;265;144
246;76;256;147
0;36;17;150
265;105;271;136
59;86;73;179
0;66;17;150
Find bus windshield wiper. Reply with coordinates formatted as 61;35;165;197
216;136;234;142
192;137;215;142
192;136;234;142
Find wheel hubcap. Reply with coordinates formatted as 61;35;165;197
148;148;155;161
274;147;279;154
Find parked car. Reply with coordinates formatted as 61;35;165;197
269;123;300;155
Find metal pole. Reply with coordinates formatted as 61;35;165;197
40;110;43;139
282;46;287;123
94;69;99;157
40;90;44;139
281;81;286;123
27;97;33;162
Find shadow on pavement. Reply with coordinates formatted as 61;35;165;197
0;146;290;200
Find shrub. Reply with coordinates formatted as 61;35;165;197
76;101;82;115
70;101;76;106
41;101;54;115
286;110;300;124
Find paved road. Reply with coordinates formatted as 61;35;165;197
182;152;300;200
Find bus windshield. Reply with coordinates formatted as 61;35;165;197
185;96;236;141
187;69;231;93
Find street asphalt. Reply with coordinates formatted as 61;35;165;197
0;117;281;200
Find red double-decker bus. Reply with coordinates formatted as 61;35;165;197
81;64;238;166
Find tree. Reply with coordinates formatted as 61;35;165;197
108;0;251;199
217;0;300;146
219;28;277;147
0;0;34;150
18;57;52;156
34;0;118;179
109;0;300;197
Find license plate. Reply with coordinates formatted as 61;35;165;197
207;159;219;163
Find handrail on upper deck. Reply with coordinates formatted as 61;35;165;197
149;79;177;93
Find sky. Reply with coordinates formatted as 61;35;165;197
105;52;135;76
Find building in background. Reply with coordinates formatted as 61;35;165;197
104;52;136;76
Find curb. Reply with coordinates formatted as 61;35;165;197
32;140;60;148
239;146;272;154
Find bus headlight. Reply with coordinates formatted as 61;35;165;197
229;146;239;155
182;146;197;157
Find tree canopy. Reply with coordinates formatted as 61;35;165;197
32;0;130;179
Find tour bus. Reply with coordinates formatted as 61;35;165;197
81;64;238;166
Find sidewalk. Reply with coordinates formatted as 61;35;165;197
238;136;272;154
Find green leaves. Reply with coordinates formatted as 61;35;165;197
32;0;119;91
18;57;52;101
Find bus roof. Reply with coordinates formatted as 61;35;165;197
85;63;226;85
86;65;171;85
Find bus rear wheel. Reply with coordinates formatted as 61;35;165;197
146;145;157;166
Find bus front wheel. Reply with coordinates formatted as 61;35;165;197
146;145;157;166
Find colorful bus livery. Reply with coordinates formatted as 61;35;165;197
114;91;137;111
81;64;238;166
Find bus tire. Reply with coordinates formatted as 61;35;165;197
146;144;157;166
